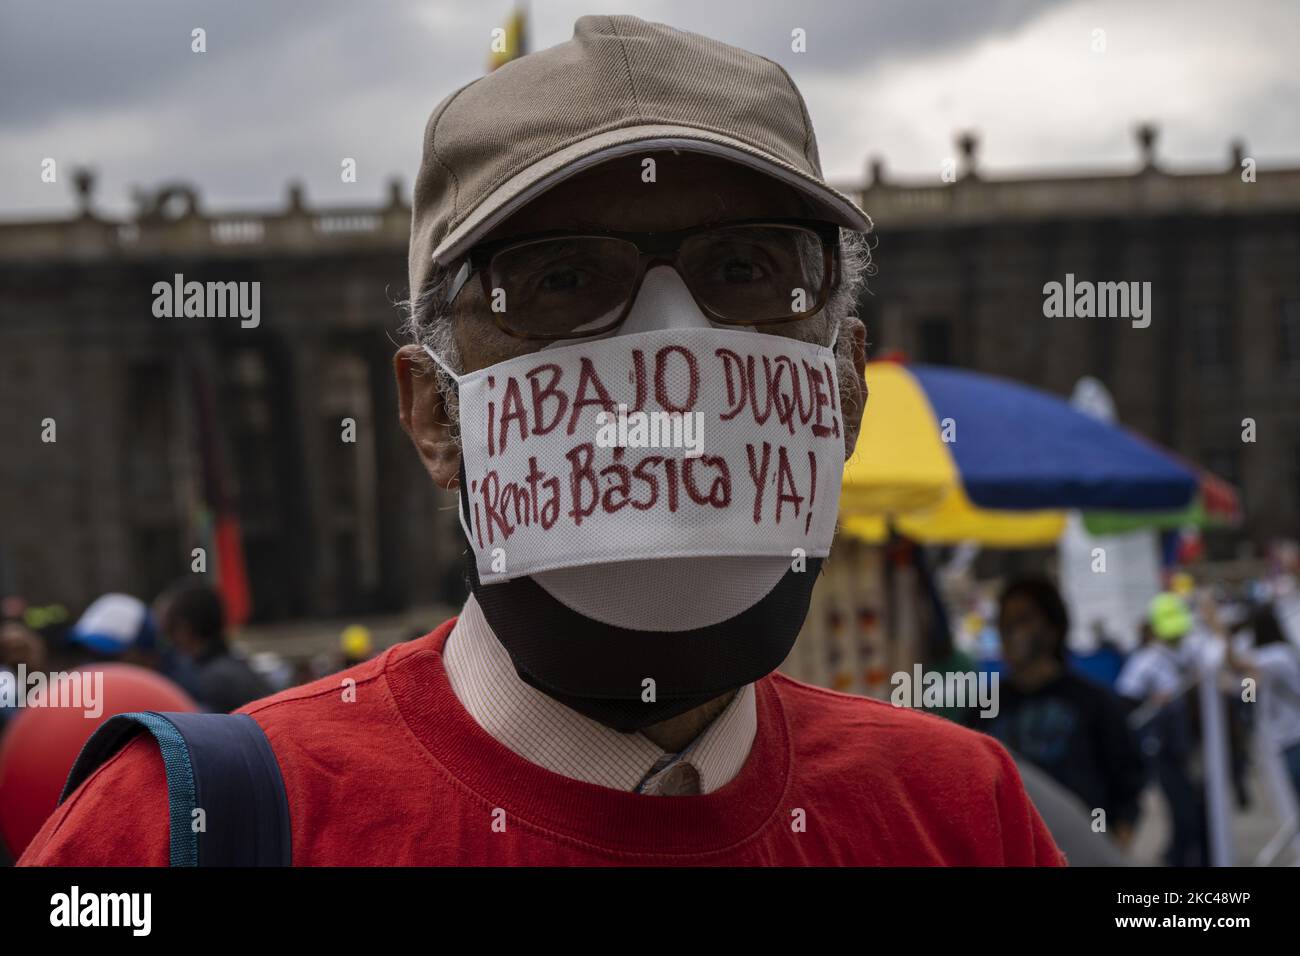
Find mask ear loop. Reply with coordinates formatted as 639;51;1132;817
455;456;478;560
823;317;850;460
422;344;461;383
420;345;478;549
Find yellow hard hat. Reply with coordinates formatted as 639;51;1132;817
341;625;373;659
1149;593;1192;641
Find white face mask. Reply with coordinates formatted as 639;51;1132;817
424;266;845;630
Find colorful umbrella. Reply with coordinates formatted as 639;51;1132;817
1082;468;1242;534
841;361;1210;546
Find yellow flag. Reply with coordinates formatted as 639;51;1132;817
488;7;528;72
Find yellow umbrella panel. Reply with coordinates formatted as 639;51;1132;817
840;362;1066;547
841;488;1066;547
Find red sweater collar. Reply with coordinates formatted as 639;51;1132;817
386;618;792;855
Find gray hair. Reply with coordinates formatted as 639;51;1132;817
398;228;874;446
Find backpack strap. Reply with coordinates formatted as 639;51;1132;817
60;711;292;867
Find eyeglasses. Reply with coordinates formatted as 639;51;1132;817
445;217;840;341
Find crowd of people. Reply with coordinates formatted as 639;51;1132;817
5;561;1300;866
0;580;389;863
1;584;272;722
976;567;1300;866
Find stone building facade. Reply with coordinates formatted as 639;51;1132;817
843;128;1300;554
0;177;462;620
1;126;1297;620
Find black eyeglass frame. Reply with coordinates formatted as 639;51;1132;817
444;217;842;341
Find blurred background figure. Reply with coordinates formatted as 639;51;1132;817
339;625;374;670
65;593;160;668
1275;546;1300;643
248;651;295;694
0;618;47;734
988;576;1146;850
1117;594;1207;866
156;583;270;713
1215;602;1300;824
1;600;76;743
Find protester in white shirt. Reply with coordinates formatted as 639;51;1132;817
1116;594;1207;866
1222;603;1300;800
1116;626;1185;704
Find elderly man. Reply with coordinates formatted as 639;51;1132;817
22;15;1062;866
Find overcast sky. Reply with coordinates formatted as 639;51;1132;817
2;0;1297;218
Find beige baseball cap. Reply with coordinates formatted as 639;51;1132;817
408;14;871;299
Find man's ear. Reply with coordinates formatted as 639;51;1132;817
840;316;868;461
394;344;461;490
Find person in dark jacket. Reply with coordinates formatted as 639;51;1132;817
988;576;1147;849
157;583;269;713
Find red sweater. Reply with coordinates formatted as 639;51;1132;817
21;618;1065;866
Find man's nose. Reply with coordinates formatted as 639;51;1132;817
617;265;713;335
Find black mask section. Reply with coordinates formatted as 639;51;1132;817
455;463;820;732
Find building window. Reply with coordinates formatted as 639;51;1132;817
1193;305;1230;371
125;361;173;503
1294;442;1300;529
226;349;279;516
1280;298;1300;370
917;316;953;365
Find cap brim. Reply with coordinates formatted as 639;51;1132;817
68;631;126;656
429;124;872;266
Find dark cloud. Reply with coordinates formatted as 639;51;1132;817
0;0;476;130
647;0;1068;73
0;0;1294;217
0;0;1066;130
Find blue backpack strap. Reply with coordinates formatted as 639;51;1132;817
60;711;292;867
